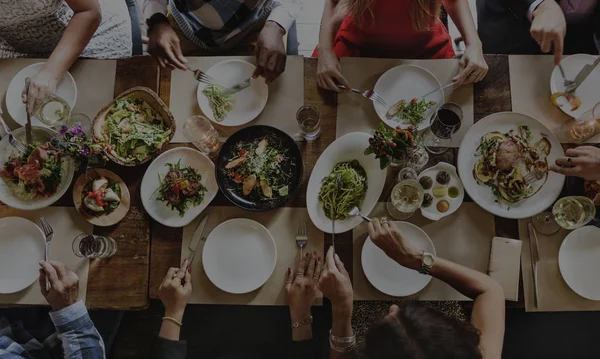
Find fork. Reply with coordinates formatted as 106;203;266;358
337;85;388;107
40;217;54;289
0;108;26;153
558;64;577;93
524;170;546;186
348;206;372;222
187;66;217;85
296;219;308;258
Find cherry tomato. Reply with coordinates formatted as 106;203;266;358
171;183;181;194
182;178;199;196
410;98;418;104
239;149;247;157
233;173;243;183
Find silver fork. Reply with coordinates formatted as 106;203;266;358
40;217;54;289
337;85;388;107
296;219;308;257
558;64;577;93
0;108;26;153
524;170;546;186
187;66;217;85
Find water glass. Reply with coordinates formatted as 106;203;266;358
424;103;463;154
72;233;117;259
183;115;222;158
296;105;321;141
561;102;600;143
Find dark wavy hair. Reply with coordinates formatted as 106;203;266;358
362;302;482;359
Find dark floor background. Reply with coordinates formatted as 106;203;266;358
92;300;600;359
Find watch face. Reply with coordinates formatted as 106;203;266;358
423;253;434;266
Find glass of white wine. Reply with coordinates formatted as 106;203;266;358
552;196;597;230
386;179;425;220
32;91;71;127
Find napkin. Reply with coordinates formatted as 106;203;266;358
488;237;522;302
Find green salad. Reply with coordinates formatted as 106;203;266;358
318;160;368;220
203;84;234;122
104;98;171;163
155;160;207;217
386;98;436;127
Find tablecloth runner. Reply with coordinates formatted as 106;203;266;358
169;56;304;143
0;206;91;305
181;206;323;306
337;58;474;147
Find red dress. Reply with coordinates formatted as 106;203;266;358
313;0;455;59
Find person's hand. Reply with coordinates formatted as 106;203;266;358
367;218;421;270
318;246;353;316
530;0;566;65
453;43;488;86
21;69;59;113
317;48;351;92
253;21;287;84
39;261;79;311
286;252;322;321
550;146;600;181
147;22;188;70
158;262;192;321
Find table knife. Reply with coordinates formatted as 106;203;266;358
568;56;600;93
183;214;209;270
528;223;541;308
24;78;32;145
222;78;251;96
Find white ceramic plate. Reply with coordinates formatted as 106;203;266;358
307;132;387;234
362;221;435;297
140;147;218;228
0;127;75;210
196;59;268;127
551;54;600;118
202;218;277;294
373;65;443;131
457;112;565;219
6;62;77;128
0;217;45;294
418;162;464;221
558;226;600;301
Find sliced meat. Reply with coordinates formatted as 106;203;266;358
496;140;523;172
260;179;272;198
255;139;268;155
28;147;48;163
243;174;257;196
225;157;247;169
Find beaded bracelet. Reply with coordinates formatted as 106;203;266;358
291;315;313;329
162;316;183;326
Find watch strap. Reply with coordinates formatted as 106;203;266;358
146;13;169;34
419;252;434;275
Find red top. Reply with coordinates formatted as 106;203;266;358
314;0;455;59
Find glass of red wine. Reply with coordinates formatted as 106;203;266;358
424;103;463;154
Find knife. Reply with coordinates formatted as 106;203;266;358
568;56;600;94
222;78;251;96
182;214;209;271
24;77;32;145
527;223;540;308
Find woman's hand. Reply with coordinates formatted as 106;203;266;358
147;22;188;70
21;69;60;113
318;246;353;316
453;43;488;86
367;218;421;270
550;146;600;181
317;48;351;92
286;252;322;321
158;262;192;321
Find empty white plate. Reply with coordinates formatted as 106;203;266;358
558;226;600;301
196;59;268;127
550;54;600;119
373;65;443;131
202;218;277;294
362;221;435;297
0;217;45;294
6;62;77;128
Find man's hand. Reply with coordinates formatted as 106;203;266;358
253;21;287;84
147;22;188;70
158;263;192;321
39;261;79;311
530;0;567;65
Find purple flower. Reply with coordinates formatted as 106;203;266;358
79;145;91;157
70;125;84;135
58;125;69;136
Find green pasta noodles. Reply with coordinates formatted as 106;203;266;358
203;84;234;122
318;160;368;220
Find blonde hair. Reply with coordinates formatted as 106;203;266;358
343;0;441;31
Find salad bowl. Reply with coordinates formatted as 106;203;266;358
93;86;175;167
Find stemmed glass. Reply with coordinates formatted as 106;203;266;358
423;103;463;154
386;169;424;220
532;196;597;234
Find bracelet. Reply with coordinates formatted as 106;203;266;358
330;329;356;344
291;315;313;329
329;337;356;353
329;329;356;353
162;316;183;326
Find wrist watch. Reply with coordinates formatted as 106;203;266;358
146;13;169;34
418;251;435;275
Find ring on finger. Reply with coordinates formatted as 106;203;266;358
295;271;304;277
567;157;572;165
471;72;479;78
380;217;388;225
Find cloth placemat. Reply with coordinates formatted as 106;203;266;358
509;55;600;143
0;59;116;129
169;56;304;142
0;206;91;306
337;58;474;147
353;202;495;301
181;206;323;306
519;219;600;312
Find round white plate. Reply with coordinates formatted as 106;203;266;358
307;132;387;234
559;226;600;301
140;147;218;228
0;127;75;210
202;218;277;294
196;60;268;127
6;62;77;128
362;221;435;297
0;217;45;294
457;112;565;219
418;162;464;221
551;54;600;118
373;65;443;131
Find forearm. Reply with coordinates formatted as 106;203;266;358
49;301;106;359
329;308;356;359
442;0;480;47
159;310;184;341
142;0;168;19
268;0;304;34
290;309;313;341
318;0;345;53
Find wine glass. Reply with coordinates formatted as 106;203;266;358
387;169;424;220
423;103;463;154
532;196;597;234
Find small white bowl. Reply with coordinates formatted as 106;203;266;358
418;162;464;221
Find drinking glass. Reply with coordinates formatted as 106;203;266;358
72;233;117;259
31;90;71;127
67;113;92;134
552;196;596;230
531;211;561;235
423;103;463;154
561;102;600;144
183;115;222;158
386;178;425;220
296;105;321;141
